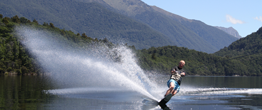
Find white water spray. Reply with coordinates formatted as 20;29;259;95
15;26;160;101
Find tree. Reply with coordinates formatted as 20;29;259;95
152;53;157;60
11;15;20;23
82;33;87;38
33;19;38;24
43;22;48;26
102;38;109;43
21;66;28;74
50;23;55;28
20;17;28;24
77;33;80;36
27;20;31;23
2;17;9;25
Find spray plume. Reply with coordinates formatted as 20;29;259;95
15;26;160;101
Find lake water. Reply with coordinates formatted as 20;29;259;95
0;75;261;110
13;26;262;110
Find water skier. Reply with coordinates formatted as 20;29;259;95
158;60;186;109
165;60;186;96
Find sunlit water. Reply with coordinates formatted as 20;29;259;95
3;26;260;110
1;76;262;110
42;76;262;110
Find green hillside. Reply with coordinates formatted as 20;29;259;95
0;14;102;75
0;0;238;53
136;46;252;76
89;0;238;53
1;14;261;76
180;20;238;50
134;10;216;53
0;0;172;49
215;27;262;57
214;27;262;75
134;8;238;53
136;27;262;76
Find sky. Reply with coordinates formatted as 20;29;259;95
141;0;262;37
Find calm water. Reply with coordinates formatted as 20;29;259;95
0;75;262;110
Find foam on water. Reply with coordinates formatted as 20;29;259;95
182;87;262;95
15;26;161;101
46;87;125;95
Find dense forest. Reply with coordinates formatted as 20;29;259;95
215;27;262;57
137;27;262;76
137;46;249;76
0;14;262;76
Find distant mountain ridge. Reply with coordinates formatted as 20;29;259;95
215;26;242;39
78;0;238;53
0;0;238;53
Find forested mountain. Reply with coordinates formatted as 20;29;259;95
150;6;238;52
213;27;262;76
215;27;262;57
0;0;172;49
0;0;238;53
1;14;262;76
0;14;104;75
137;46;259;76
136;27;262;76
81;0;238;53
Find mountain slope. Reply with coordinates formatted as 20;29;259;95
0;0;172;49
2;14;261;76
215;27;262;57
215;26;242;39
137;27;262;76
85;0;238;53
0;0;238;52
214;27;262;75
150;5;238;52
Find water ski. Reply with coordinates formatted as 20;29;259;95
158;94;172;110
141;98;159;109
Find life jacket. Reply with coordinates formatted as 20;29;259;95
170;66;184;85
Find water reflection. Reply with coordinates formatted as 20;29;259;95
0;75;52;110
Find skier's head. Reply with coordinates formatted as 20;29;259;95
178;60;185;68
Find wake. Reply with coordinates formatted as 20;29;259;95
182;87;262;95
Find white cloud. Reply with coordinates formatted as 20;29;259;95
255;16;262;22
226;15;244;24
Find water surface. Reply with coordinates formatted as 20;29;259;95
1;76;262;110
9;27;262;110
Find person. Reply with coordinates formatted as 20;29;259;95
165;60;186;96
158;60;186;109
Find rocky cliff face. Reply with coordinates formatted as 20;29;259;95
215;26;242;39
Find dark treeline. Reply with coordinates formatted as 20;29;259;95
1;14;262;76
136;46;247;76
136;27;262;76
